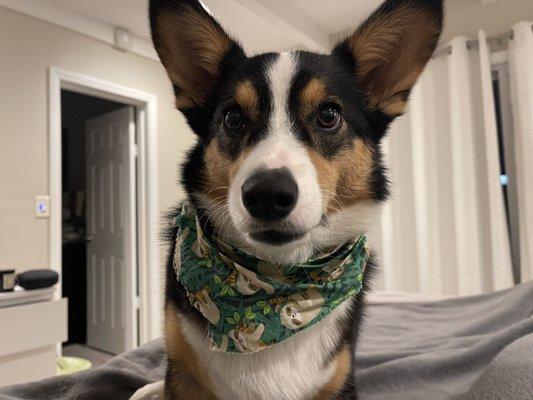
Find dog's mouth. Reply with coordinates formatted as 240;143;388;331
245;217;327;247
249;229;307;246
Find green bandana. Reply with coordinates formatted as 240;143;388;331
173;202;369;354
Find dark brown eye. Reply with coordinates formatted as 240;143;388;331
317;104;341;130
224;109;245;132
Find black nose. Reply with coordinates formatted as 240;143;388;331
242;168;298;221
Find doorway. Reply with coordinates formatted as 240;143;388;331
60;90;136;361
49;68;161;358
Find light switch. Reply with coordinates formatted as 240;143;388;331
35;195;50;218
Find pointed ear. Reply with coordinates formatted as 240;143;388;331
149;0;246;110
334;0;444;117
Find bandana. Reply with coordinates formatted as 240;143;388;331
173;202;369;354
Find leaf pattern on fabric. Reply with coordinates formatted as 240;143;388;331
173;202;369;354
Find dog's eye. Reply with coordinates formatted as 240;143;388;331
224;109;245;132
317;103;341;130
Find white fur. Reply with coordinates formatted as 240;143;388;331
311;201;382;249
129;380;165;400
179;300;353;400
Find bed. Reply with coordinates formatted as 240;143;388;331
1;281;532;400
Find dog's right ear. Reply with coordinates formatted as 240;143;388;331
150;0;246;110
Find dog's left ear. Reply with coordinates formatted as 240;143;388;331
334;0;444;117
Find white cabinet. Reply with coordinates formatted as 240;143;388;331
0;292;67;386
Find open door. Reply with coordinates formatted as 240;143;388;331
86;107;137;354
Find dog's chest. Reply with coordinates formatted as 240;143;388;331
179;301;352;400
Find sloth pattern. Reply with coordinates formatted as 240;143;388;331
234;263;275;295
189;288;220;325
228;323;266;353
279;288;324;330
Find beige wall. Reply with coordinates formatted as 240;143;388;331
0;7;194;271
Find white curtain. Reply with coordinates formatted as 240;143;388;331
374;31;517;296
508;22;533;283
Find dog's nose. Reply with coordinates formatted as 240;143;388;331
242;168;298;221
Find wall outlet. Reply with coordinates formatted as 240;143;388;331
114;27;132;51
35;195;50;218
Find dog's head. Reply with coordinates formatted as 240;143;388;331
150;0;443;264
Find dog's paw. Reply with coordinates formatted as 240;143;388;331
130;380;165;400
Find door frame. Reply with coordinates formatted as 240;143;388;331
48;67;160;346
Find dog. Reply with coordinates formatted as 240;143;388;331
134;0;444;399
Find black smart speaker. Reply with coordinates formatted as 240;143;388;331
16;269;59;290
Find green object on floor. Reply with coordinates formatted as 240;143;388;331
56;356;92;375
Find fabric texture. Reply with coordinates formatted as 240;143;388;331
508;21;533;282
1;281;532;400
174;202;368;353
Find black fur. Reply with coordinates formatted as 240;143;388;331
209;53;276;160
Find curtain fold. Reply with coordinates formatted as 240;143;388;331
448;37;484;295
508;22;533;283
377;31;517;295
478;30;514;290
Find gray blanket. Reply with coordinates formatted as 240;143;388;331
2;282;532;400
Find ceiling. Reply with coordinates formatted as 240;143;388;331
48;0;151;40
45;0;385;54
291;0;384;34
7;0;533;57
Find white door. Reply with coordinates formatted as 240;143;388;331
86;107;137;354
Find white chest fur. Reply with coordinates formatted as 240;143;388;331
178;300;352;400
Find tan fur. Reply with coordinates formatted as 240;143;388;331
299;78;329;117
307;138;374;214
335;139;375;206
345;3;441;116
235;79;260;120
307;149;340;214
313;346;352;400
203;139;248;201
201;81;257;202
298;81;374;212
165;304;217;400
155;6;232;109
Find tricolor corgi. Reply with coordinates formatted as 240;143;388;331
138;0;443;399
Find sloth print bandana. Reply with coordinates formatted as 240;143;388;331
173;202;369;354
